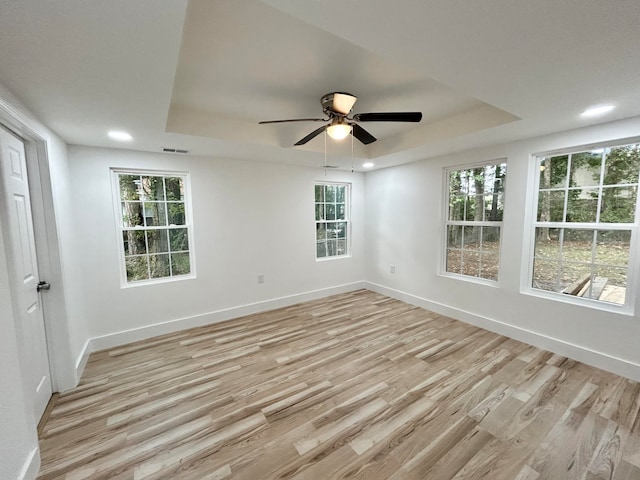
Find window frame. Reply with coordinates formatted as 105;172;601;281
441;159;507;285
111;168;196;288
314;181;351;261
524;138;640;313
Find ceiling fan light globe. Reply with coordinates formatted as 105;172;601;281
327;124;352;140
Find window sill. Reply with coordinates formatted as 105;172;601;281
316;254;352;262
521;287;634;316
120;273;196;289
438;271;500;288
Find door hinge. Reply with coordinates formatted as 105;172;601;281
37;281;51;292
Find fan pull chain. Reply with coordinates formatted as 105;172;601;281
351;129;354;173
324;129;327;176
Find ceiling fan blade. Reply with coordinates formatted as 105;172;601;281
294;125;327;146
259;118;326;124
353;112;422;122
351;124;377;145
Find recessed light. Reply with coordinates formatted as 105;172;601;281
580;105;615;118
108;130;133;141
362;162;374;168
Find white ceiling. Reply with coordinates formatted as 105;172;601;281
1;0;639;170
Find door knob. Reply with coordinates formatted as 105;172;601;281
37;281;51;292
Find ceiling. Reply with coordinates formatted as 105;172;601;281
1;0;639;171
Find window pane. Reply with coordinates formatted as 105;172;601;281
122;202;144;227
316;241;327;258
149;254;170;278
316;223;327;240
142;176;165;201
144;202;167;227
599;186;637;223
462;226;481;250
569;151;602;187
325;204;336;220
559;262;592;293
465;195;481;221
480;253;499;281
562;229;594;263
447;225;462;248
539;155;568;189
171;252;191;276
336;203;346;220
165;177;185;201
532;258;559;291
446;249;462;274
169;228;189;251
326;239;337;256
449;194;466;221
534;228;561;259
146;230;169;254
336;186;346;203
167;202;186;225
461;250;480;277
595;230;630;267
123;230;146;256
449;170;468;195
315;204;325;221
566;189;598;223
325;222;338;238
481;226;500;252
336;239;347;256
594;266;627;304
603;144;640;185
119;175;142;201
315;185;324;202
325;185;336;202
537;191;565;222
483;193;504;221
126;256;149;282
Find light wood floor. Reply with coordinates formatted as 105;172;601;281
38;290;640;479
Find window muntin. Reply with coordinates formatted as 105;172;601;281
115;171;193;284
445;162;506;281
315;183;350;259
532;143;640;305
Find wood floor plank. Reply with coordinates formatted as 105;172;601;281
36;290;640;479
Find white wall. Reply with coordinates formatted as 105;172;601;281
366;115;640;381
67;146;366;348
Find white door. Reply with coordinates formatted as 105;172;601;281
0;125;52;421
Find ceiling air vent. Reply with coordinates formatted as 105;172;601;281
162;147;189;154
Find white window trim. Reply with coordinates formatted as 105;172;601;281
315;181;352;261
440;159;507;285
111;168;196;288
522;139;640;314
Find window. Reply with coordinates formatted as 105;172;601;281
445;161;506;281
315;183;350;259
113;170;194;284
531;142;640;306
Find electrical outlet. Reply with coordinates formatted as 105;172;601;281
390;264;395;274
257;274;264;284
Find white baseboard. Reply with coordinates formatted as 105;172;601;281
74;338;91;384
18;447;39;480
88;282;366;353
365;281;640;383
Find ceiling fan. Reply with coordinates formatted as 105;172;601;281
258;92;422;146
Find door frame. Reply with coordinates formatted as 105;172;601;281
0;94;77;393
